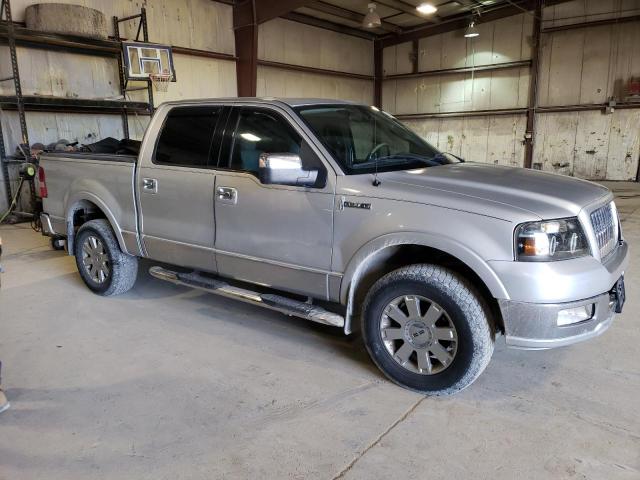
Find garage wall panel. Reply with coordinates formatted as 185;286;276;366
543;0;640;28
538;22;640;106
533;110;640;180
257;66;373;104
404;114;526;167
258;18;373;76
0;46;120;98
385;67;529;115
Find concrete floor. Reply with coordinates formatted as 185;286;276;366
1;182;639;480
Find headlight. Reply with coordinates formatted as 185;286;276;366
515;218;590;261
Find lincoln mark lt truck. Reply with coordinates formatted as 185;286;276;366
38;98;628;394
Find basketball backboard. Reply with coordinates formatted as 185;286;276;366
122;42;175;81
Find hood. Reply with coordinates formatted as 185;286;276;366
343;163;611;221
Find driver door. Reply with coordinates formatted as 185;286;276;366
213;106;335;299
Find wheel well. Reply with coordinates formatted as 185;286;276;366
66;200;108;253
349;244;504;334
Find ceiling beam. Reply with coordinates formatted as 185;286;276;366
282;12;377;39
233;0;315;28
379;0;537;48
307;2;402;33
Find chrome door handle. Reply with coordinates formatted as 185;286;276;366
142;178;157;194
216;186;237;204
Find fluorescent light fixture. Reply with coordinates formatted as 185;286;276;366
416;3;437;14
464;21;479;38
240;133;261;142
363;3;381;29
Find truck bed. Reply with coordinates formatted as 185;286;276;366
39;151;140;255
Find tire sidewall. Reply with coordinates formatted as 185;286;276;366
363;275;487;394
74;223;116;294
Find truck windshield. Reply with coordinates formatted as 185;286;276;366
295;105;459;175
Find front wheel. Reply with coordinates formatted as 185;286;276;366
362;264;494;395
74;219;138;296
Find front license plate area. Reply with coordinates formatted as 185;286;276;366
610;276;625;314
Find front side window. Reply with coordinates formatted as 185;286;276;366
296;105;457;175
154;106;221;167
227;108;302;174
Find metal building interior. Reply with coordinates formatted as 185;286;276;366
0;0;639;478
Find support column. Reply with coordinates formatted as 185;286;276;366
524;0;543;169
234;0;258;97
374;40;383;108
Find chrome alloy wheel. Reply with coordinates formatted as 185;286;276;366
379;295;458;375
81;235;110;284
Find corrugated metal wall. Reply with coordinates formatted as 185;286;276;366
386;0;640;181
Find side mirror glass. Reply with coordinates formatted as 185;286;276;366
258;153;319;187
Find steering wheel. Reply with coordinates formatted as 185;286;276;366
366;142;391;162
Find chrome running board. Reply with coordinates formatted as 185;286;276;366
149;266;344;328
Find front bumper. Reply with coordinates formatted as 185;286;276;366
499;292;616;349
496;240;628;350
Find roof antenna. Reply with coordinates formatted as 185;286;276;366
372;156;381;186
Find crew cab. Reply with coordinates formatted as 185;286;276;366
38;98;628;394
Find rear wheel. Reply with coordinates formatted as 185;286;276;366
74;219;138;296
362;264;494;395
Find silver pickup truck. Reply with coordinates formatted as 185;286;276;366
38;98;628;395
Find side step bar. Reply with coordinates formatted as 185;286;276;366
149;266;345;328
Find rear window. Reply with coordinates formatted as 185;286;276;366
154;106;222;168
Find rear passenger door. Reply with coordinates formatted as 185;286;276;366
213;106;335;299
138;105;226;271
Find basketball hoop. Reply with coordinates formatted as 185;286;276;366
149;72;172;92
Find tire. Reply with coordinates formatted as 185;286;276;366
362;264;494;395
50;236;65;251
74;219;138;296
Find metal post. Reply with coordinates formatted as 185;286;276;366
233;0;258;97
113;16;130;139
524;0;543;169
3;0;28;147
0;119;12;208
141;7;154;113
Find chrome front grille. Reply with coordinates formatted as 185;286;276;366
590;202;619;260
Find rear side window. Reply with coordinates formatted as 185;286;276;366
227;108;302;174
154;106;222;167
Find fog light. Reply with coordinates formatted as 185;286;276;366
557;305;594;326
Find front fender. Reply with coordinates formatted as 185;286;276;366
340;232;510;303
339;232;510;334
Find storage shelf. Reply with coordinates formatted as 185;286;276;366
0;95;151;115
0;22;120;56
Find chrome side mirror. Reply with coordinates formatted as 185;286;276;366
258;153;319;187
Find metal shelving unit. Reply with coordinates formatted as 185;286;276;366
0;1;154;213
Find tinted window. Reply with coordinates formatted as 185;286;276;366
154;106;221;167
228;108;302;173
296;105;454;175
